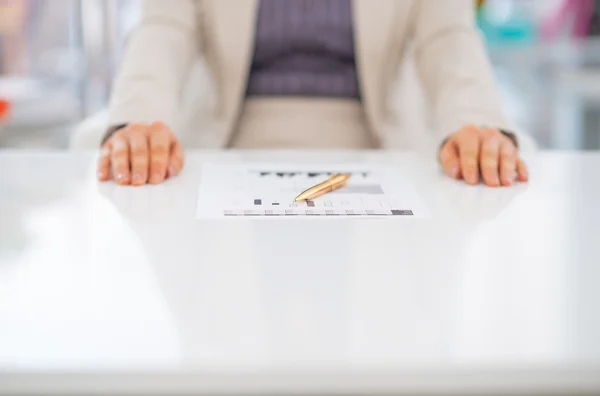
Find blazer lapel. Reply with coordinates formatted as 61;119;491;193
353;0;413;132
207;0;259;121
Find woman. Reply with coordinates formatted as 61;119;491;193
97;0;529;187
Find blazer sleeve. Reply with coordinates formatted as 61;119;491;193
108;0;199;131
412;0;531;148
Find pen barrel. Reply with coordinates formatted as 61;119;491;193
329;180;346;192
294;173;351;201
329;173;351;184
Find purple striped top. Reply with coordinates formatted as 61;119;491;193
246;0;360;99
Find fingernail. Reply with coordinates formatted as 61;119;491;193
494;176;500;185
150;172;162;183
97;171;105;179
169;165;177;176
132;173;143;184
116;173;125;181
451;166;458;177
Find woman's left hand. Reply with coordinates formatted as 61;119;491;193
439;125;529;187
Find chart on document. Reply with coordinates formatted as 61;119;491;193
196;163;430;218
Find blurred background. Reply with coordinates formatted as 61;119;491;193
1;0;600;149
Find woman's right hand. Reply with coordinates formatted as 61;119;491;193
97;122;184;186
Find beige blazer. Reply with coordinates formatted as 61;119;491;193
108;0;526;149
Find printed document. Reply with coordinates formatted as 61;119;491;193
196;163;430;218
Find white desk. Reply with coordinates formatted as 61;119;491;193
1;151;600;395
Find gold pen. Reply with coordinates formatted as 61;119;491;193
294;173;351;202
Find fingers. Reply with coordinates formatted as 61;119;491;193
444;126;530;187
457;127;481;185
97;146;112;182
479;133;502;187
517;158;529;182
97;121;183;186
110;134;131;185
499;140;518;186
439;140;461;179
168;141;184;178
128;125;149;186
148;122;171;184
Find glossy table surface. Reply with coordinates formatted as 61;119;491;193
1;150;600;395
